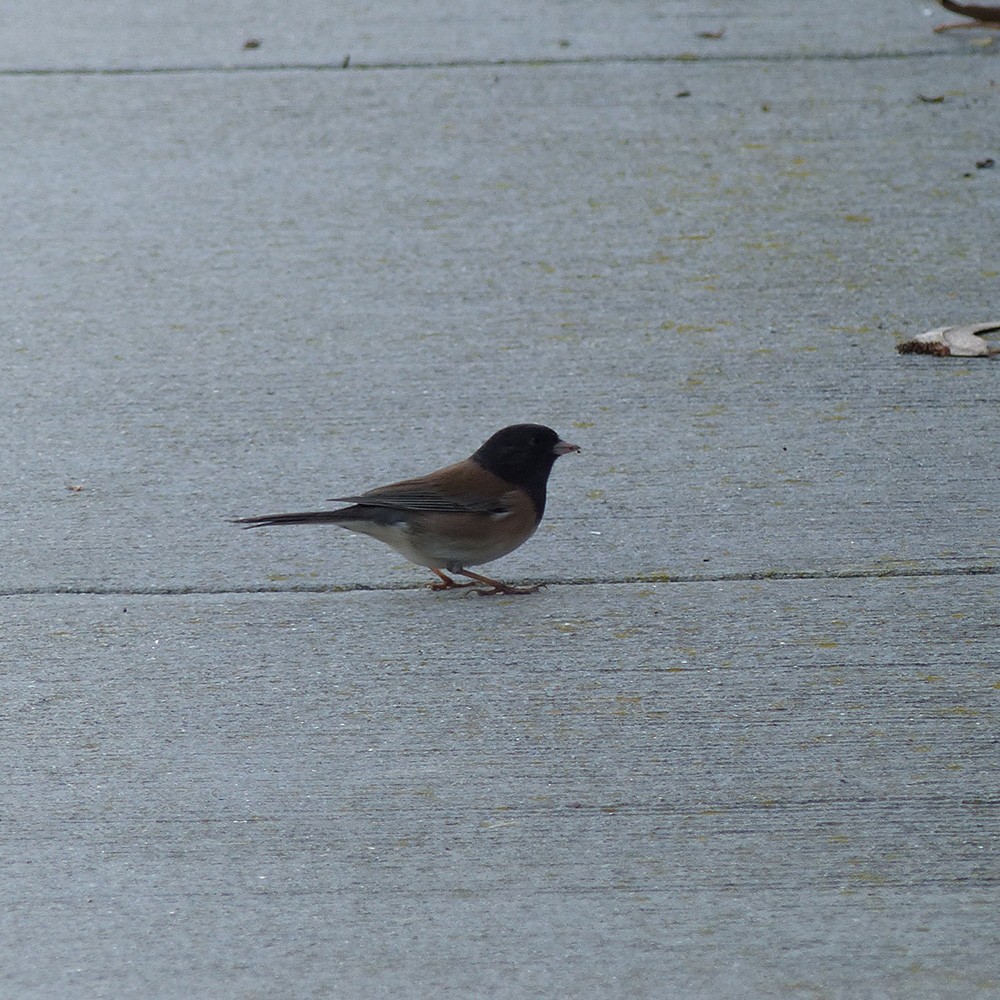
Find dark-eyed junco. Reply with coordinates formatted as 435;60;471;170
235;424;580;595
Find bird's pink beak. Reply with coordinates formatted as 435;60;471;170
553;439;581;456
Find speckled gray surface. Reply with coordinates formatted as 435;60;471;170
2;2;998;997
0;0;962;70
3;583;998;999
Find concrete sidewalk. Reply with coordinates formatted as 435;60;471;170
2;2;998;998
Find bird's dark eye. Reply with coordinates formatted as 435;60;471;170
529;435;541;447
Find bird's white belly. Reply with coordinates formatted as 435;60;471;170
340;514;536;570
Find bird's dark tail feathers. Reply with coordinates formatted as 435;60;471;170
233;510;352;529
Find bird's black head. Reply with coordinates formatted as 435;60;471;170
471;424;580;517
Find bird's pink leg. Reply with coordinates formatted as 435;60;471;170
934;19;1000;29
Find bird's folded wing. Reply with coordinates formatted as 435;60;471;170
330;488;507;514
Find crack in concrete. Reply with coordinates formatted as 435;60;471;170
0;47;980;79
1;562;994;597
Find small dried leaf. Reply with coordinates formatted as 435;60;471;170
897;321;1000;357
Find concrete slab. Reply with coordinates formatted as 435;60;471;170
2;581;997;998
2;0;998;997
0;1;967;71
3;53;999;592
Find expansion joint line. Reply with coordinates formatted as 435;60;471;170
1;563;994;597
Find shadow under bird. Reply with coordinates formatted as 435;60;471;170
234;423;580;595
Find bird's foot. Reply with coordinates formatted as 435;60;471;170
472;582;546;596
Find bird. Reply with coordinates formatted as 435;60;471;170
234;424;581;595
896;321;1000;357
